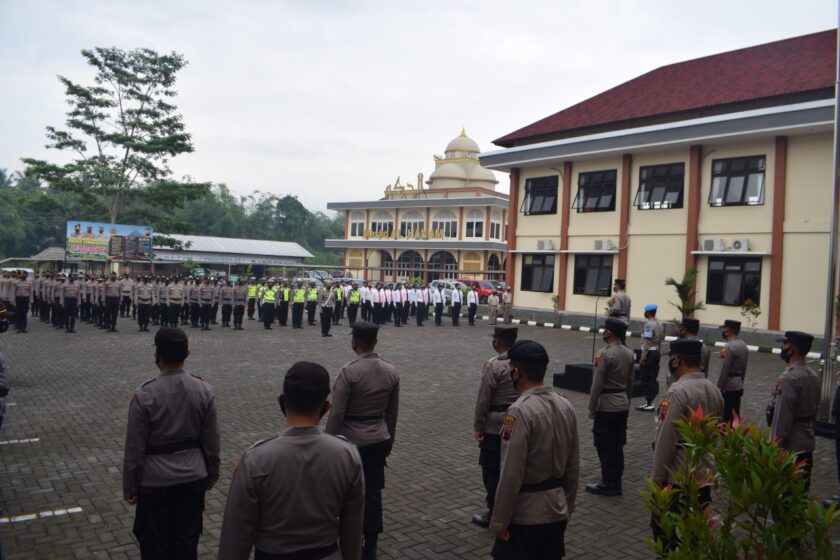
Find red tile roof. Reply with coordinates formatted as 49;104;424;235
494;29;837;148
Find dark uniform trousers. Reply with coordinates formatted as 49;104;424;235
190;303;201;327
134;478;206;560
200;303;213;328
15;296;29;331
415;303;424;326
105;296;120;329
292;302;304;328
640;350;661;403
434;303;443;325
347;303;359;325
120;295;131;317
278;301;289;326
263;303;276;329
138;303;152;329
63;297;78;331
491;520;567;560
358;440;390;535
723;389;744;424
221;304;233;326
468;302;478;325
593;410;628;489
451;302;461;326
321;307;333;335
306;301;317;325
169;304;182;326
393;303;402;327
479;434;502;512
401;302;409;324
233;305;245;328
372;303;382;325
361;301;371;321
247;298;256;319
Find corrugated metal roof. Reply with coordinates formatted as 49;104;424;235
159;234;313;259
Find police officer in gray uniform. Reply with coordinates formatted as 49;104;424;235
123;327;221;560
716;319;748;423
586;318;634;496
651;339;723;550
768;331;820;491
675;318;711;380
608;278;631;345
636;304;663;411
326;321;400;560
472;325;519;527
219;361;365;560
490;340;580;559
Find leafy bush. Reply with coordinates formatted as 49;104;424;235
644;408;838;559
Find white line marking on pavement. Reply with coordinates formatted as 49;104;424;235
0;506;82;524
0;438;39;445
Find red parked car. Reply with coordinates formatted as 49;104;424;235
457;278;496;303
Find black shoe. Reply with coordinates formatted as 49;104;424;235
109;328;117;332
322;333;332;337
471;512;491;527
584;482;622;496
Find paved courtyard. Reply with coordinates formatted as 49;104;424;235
0;314;837;559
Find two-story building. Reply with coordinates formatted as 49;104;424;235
326;130;509;283
480;29;835;334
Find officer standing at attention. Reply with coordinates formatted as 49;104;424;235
292;281;306;329
471;325;519;527
650;339;723;550
347;283;361;325
487;290;500;325
277;280;291;327
218;361;364;560
490;340;580;559
135;276;155;332
501;287;513;324
768;331;820;490
326;321;400;560
585;318;634;497
675;318;710;381
123;327;221;560
467;284;479;326
716;319;748;423
246;277;257;320
261;280;277;330
607;279;631;344
232;280;247;330
219;280;234;328
319;282;335;337
451;282;463;326
199;278;216;331
636;304;663;412
306;282;319;326
104;272;122;332
432;285;444;326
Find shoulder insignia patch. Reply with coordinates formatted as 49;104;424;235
593;352;601;367
501;414;516;441
773;377;786;396
658;399;669;422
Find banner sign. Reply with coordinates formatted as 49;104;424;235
66;221;153;262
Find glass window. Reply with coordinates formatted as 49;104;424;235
399;210;425;237
521;254;555;292
465;209;484;238
370;211;394;235
431;210;458;238
708;156;765;207
573;255;614;295
520;176;558;215
634;163;684;209
706;257;762;306
573;170;617;213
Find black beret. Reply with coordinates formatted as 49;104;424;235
491;325;518;341
604;318;627;336
669;339;703;357
779;331;814;352
500;339;549;366
351;320;379;340
681;317;700;333
720;319;741;332
284;361;330;400
154;327;188;348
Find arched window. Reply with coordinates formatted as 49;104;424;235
349;211;366;237
488;253;501;280
399;210;425;238
490;210;502;239
431;210;458;239
465;209;484;238
396;251;424;279
380;250;394;277
371;211;394;236
428;251;457;280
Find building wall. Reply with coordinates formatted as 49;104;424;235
508;130;834;334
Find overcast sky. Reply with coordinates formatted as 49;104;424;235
1;0;835;214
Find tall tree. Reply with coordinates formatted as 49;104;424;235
22;47;205;223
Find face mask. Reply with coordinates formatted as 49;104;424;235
668;357;679;375
780;347;792;363
602;332;610;343
720;330;727;340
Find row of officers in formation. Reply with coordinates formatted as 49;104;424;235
0;270;515;337
112;313;827;559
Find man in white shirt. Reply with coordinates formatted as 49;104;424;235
399;284;409;324
451;283;463;327
392;284;403;328
372;284;383;325
467;284;479;326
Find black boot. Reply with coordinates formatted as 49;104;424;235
362;533;378;560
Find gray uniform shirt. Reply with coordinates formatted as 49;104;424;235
473;354;518;434
104;280;121;298
319;288;335;308
220;286;234;304
325;353;400;447
167;284;185;305
199;284;216;304
218;426;365;560
122;368;221;497
233;286;248;306
641;319;663;356
135;284;155;305
609;290;631;322
770;360;820;453
716;337;748;392
590;341;635;412
491;386;580;529
651;372;723;485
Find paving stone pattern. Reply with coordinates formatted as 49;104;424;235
0;316;837;558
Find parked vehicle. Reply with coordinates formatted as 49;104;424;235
429;279;458;304
456;278;496;303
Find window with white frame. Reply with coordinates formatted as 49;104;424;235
370;211;394;235
465;209;484;238
399;210;425;237
709;156;766;207
490;209;502;239
431;210;458;238
349;211;366;237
